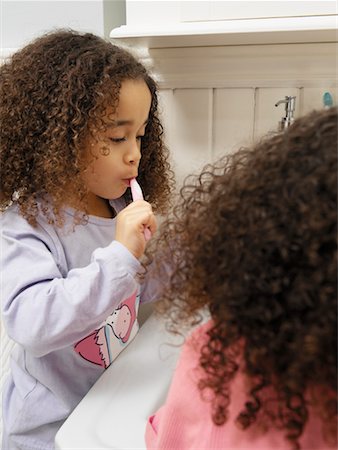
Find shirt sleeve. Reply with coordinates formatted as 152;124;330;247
139;258;173;304
1;213;141;357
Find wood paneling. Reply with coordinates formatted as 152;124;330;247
213;88;255;159
167;89;213;185
158;84;335;188
154;39;337;188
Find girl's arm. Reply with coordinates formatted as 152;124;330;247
139;259;172;305
1;213;140;357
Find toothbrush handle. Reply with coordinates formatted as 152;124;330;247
130;178;152;241
143;227;152;241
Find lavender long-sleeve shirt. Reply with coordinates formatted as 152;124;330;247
1;198;157;450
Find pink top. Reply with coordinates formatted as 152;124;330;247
146;322;332;450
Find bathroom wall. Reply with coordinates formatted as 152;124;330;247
153;43;337;185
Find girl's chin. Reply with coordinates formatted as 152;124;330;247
109;187;128;200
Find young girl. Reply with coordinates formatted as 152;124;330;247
146;108;337;450
0;29;173;450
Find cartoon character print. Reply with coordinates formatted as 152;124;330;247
109;300;136;343
74;291;140;368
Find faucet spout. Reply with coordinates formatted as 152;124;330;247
275;99;287;107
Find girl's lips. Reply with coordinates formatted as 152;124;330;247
123;177;137;186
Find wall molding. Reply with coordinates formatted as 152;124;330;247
138;42;338;89
110;15;337;48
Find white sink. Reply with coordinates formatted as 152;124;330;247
55;313;183;449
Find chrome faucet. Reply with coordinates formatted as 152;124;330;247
275;96;296;131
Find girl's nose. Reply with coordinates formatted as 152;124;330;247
126;140;141;165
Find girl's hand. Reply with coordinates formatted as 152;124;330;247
115;200;157;259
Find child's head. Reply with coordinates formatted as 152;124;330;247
0;29;173;224
155;107;337;448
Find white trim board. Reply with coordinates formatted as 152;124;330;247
139;42;338;89
110;15;338;48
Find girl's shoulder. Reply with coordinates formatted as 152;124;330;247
1;202;67;270
1;202;59;247
1;203;30;228
186;319;213;347
178;320;213;367
2;202;48;226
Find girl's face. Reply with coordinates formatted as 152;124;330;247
82;79;152;215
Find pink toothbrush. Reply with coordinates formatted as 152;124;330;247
129;178;152;241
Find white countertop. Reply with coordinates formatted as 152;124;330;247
55;314;183;449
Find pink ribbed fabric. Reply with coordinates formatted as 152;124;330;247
146;322;333;450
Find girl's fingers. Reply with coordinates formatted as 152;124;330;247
145;211;157;235
115;200;156;258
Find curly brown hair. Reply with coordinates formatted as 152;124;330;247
153;107;337;449
0;29;174;225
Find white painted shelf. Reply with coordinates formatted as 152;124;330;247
110;15;338;48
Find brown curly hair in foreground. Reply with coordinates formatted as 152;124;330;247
0;29;174;225
153;107;337;449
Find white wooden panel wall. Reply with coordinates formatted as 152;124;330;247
158;84;337;187
153;41;337;188
213;88;255;159
158;89;213;184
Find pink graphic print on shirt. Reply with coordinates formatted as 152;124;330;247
74;291;139;368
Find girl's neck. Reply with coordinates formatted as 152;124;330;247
86;194;116;218
67;193;116;219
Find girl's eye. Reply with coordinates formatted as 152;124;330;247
110;137;126;143
109;135;145;144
